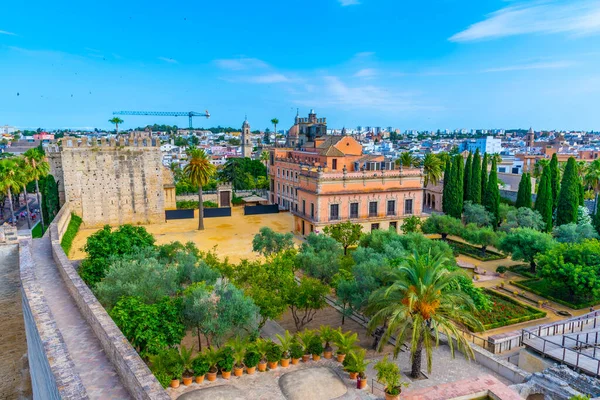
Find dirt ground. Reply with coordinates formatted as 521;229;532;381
68;207;297;262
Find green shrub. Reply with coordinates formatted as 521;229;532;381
290;342;304;359
176;200;218;209
374;356;404;395
513;279;600;310
507;264;536;279
192;355;209;376
243;350;260;368
149;348;183;384
266;341;282;363
217;346;234;372
60;213;83;255
231;194;244;205
470;289;546;332
496;266;507;274
308;336;324;356
444;239;506;261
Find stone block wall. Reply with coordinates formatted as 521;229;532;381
19;237;88;400
48;133;166;228
49;204;169;400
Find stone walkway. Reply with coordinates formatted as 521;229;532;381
31;235;130;399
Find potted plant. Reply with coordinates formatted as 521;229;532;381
266;340;282;370
344;349;370;387
290;341;304;365
179;345;194;386
228;336;247;377
149;349;182;389
319;326;336;359
374;356;406;400
192;354;209;384
276;331;293;367
204;347;219;382
255;338;269;372
243;349;260;374
334;330;359;363
217;346;234;380
296;329;315;362
496;266;507;277
308;335;324;361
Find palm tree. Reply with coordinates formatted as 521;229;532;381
271;118;279;135
0;159;20;225
397;152;419;168
15;157;34;229
366;251;483;379
533;159;549;179
109;117;124;135
23;148;50;231
422;153;443;187
585;159;600;192
184;148;216;230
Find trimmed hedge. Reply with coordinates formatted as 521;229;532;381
512;279;599;310
507;264;536;279
470;289;546;332
176;200;218;209
60;213;83;255
445;239;506;261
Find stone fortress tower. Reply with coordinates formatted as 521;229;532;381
48;132;176;228
241;116;252;158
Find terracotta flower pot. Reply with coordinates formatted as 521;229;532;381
358;378;367;389
349;372;358;380
336;353;346;363
280;358;290;368
170;379;180;388
234;367;244;377
268;361;278;370
246;366;256;375
302;354;310;362
291;358;300;365
323;350;333;359
385;393;400;400
207;371;217;382
195;375;205;384
221;370;231;380
182;376;193;386
312;354;321;361
258;362;267;372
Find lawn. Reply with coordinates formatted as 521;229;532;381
472;290;546;332
32;223;44;238
513;278;600;310
60;213;83;255
445;239;506;261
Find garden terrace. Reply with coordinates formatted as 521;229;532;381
444;238;506;261
513;279;600;310
472;290;546;332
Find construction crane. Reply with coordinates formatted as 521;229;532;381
112;110;210;129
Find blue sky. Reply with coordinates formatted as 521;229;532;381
1;0;599;131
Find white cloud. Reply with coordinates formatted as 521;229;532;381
450;0;600;42
482;60;575;73
0;30;16;36
339;0;360;6
158;56;178;64
214;57;269;70
354;68;377;78
295;76;434;112
246;73;290;84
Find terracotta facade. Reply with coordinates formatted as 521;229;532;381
269;135;424;235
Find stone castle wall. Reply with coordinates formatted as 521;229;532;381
48;133;167;228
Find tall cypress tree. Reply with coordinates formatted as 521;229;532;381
464;152;472;202
442;158;452;214
515;173;532;208
470;149;482;204
484;158;500;227
535;166;553;232
446;155;463;218
455;154;464;215
550;153;560;211
556;157;580;226
481;153;489;202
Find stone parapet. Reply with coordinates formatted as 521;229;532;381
19;237;89;399
49;204;169;400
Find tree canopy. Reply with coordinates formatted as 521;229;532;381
323;221;362;255
556;157;580;226
497;228;555;272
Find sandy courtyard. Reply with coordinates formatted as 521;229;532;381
68;207;297;262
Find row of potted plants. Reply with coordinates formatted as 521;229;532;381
148;326;408;399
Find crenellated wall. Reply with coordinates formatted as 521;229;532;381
48;132;168;228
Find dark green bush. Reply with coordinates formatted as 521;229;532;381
266;341;282;363
217;347;234;372
290;342;304;359
243;350;260;368
192;355;209;376
308;336;324;356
